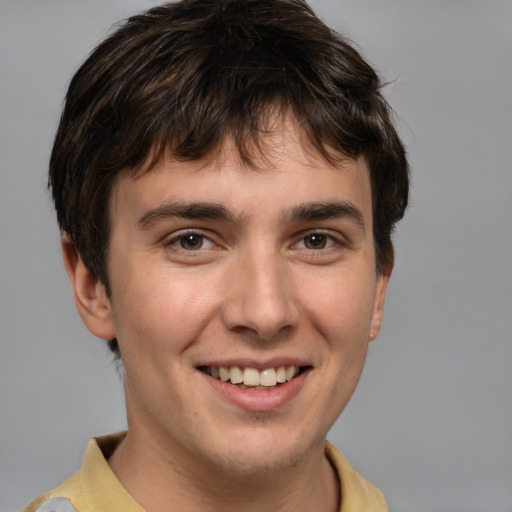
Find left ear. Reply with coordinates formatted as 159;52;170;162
369;260;393;342
61;234;116;340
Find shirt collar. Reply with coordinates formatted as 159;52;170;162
78;433;386;512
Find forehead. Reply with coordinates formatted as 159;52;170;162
110;119;373;227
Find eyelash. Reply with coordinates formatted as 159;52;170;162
293;232;340;251
164;230;216;252
164;229;343;254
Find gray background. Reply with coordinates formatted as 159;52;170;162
1;1;511;511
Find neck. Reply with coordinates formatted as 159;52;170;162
108;430;340;512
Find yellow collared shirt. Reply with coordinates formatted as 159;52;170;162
23;433;387;512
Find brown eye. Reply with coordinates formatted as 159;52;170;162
179;234;204;250
303;234;328;249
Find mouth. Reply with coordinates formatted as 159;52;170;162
197;365;308;391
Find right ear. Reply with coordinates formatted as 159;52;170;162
61;234;116;340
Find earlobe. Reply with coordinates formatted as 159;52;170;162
61;234;116;340
368;261;393;342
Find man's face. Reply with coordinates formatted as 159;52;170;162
96;119;389;475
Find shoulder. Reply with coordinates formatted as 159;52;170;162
20;473;81;512
20;433;129;512
324;441;388;512
22;497;78;512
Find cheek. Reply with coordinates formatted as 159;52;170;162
110;267;220;357
301;269;377;342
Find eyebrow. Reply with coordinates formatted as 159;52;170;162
138;200;365;233
284;201;365;232
138;201;235;229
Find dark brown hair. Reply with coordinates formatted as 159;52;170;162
50;0;409;354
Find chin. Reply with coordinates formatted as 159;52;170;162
214;447;308;477
204;425;319;476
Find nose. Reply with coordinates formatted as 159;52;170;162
220;248;299;342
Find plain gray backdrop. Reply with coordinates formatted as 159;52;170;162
1;1;511;511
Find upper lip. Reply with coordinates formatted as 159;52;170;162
194;357;312;370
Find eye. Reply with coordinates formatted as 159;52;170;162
303;233;328;249
165;231;215;251
178;233;205;250
298;233;337;250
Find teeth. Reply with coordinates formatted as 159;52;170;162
286;365;298;380
276;366;287;383
259;368;277;386
207;364;301;387
230;366;243;384
243;367;260;386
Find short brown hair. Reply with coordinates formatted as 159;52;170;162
50;0;409;353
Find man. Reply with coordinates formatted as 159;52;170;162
24;0;409;510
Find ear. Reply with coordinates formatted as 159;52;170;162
61;234;116;340
368;260;393;342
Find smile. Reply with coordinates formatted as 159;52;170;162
198;365;302;390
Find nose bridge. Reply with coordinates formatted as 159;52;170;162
222;241;298;340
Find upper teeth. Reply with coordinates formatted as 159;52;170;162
206;365;299;387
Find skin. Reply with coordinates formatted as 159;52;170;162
63;118;391;512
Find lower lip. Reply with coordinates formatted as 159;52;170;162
199;369;310;412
